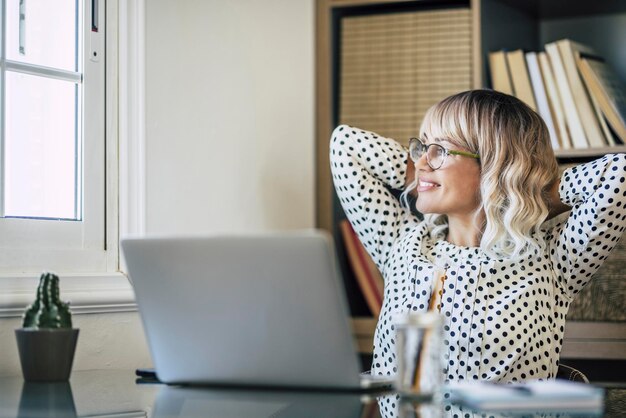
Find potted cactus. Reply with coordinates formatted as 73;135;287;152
15;272;79;381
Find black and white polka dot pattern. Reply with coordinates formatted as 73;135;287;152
330;125;626;389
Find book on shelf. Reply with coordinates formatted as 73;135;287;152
506;49;537;111
545;41;589;149
554;39;608;148
488;50;514;95
526;51;560;150
538;51;572;149
590;87;618;147
576;52;626;144
339;219;384;317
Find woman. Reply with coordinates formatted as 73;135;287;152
330;90;626;386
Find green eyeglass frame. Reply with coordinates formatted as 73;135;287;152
408;137;480;170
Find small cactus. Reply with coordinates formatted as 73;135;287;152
22;272;72;329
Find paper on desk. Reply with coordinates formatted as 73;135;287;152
446;379;604;413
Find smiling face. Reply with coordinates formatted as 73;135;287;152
409;89;560;255
413;138;482;218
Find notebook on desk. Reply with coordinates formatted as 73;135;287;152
121;230;393;390
447;379;604;414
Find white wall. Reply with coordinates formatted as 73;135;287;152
145;0;315;234
0;313;152;377
0;0;315;376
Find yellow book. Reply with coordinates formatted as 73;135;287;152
506;49;537;111
488;50;514;95
576;53;626;144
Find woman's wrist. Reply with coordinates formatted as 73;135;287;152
405;155;417;197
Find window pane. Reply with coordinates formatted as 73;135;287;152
6;0;80;72
4;71;80;220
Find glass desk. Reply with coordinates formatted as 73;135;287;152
0;370;623;418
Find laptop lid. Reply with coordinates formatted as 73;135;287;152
121;231;365;389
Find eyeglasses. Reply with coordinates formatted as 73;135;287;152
408;137;480;170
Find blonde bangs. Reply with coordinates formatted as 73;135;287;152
419;95;479;153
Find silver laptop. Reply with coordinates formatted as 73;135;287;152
121;230;392;390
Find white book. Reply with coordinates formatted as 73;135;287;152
546;42;588;148
556;39;608;147
539;52;571;149
526;52;560;150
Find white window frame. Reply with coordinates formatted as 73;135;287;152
0;0;107;270
0;0;146;317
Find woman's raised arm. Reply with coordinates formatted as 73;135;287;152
330;125;419;272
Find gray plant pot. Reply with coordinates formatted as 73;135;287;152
15;328;79;382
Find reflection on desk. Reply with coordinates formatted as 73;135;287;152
153;385;362;418
0;370;157;418
0;370;623;418
0;370;371;418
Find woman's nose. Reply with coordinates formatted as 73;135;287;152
415;153;432;172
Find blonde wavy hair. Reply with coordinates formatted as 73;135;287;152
402;90;560;258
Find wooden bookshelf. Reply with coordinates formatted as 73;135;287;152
316;0;626;366
317;0;626;233
478;0;626;157
556;145;626;159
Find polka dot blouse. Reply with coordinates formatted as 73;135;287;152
330;125;626;383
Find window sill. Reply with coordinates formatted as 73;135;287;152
0;272;137;318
